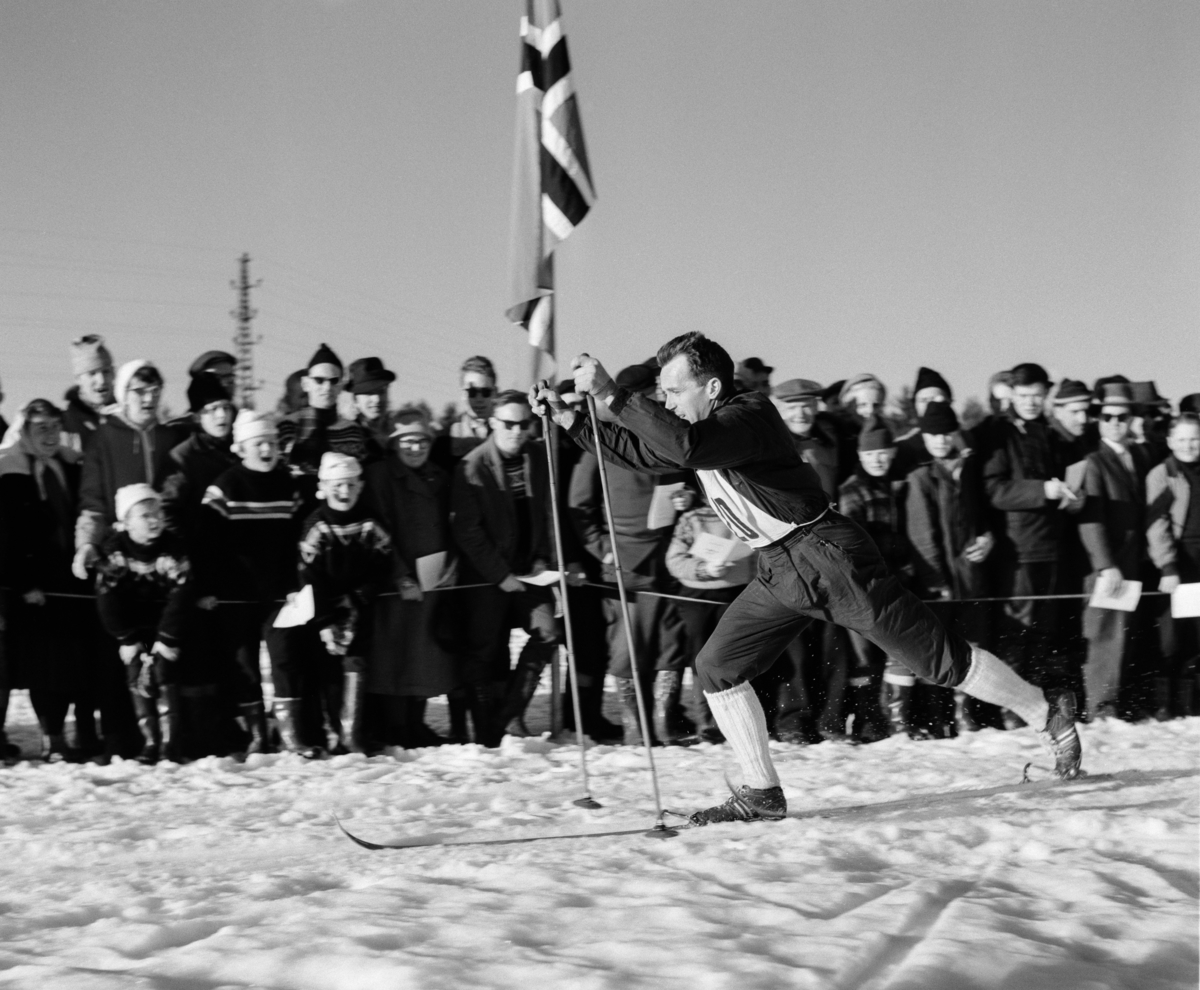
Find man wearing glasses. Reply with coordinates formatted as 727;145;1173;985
1078;382;1154;720
451;389;558;745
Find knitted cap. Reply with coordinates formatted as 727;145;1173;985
113;360;160;406
858;415;894;451
307;343;343;372
318;451;362;482
231;409;277;445
70;335;113;376
187;373;232;413
913;366;952;400
187;350;236;377
115;483;161;524
918;401;959;435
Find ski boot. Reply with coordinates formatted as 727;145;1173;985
1038;690;1083;779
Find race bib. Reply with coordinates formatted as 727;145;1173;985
695;469;798;549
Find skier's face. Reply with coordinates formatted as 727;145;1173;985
124;499;164;544
660;355;722;424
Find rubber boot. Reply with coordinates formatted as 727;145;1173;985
342;670;367;754
850;677;890;743
615;677;644;746
239;701;270;755
41;733;68;763
467;681;503;748
132;692;161;764
885;680;914;738
498;659;545;738
1152;677;1173;721
652;670;688;745
446;689;470;745
273;698;318;758
1174;677;1195;719
0;690;19;760
158;685;185;763
324;676;347;755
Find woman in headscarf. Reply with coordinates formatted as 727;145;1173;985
360;409;459;747
0;399;90;760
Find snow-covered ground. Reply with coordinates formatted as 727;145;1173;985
0;693;1196;990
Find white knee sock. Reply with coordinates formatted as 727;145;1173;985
958;647;1050;729
703;681;780;789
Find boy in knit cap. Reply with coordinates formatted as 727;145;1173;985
62;334;115;454
200;409;305;754
94;484;192;763
298;452;394;754
836;416;920;741
905;401;1001;733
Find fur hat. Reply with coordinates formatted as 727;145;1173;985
114;483;161;524
70;335;113;377
858;415;894;451
231;409;277;445
918;401;959;435
913;367;952;401
307;343;343;372
318;452;362;482
187;373;232;413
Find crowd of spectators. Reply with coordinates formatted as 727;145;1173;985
0;335;1196;765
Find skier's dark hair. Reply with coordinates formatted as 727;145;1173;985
657;332;735;400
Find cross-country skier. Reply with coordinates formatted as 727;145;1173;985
532;332;1083;826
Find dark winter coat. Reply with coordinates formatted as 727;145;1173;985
789;417;841;500
76;414;187;549
1078;441;1152;577
905;454;989;599
982;415;1068;564
198;464;304;602
451;435;553;584
94;530;192;647
360;457;458;696
568;452;687;581
60;387;104;455
0;442;89;690
161;430;239;544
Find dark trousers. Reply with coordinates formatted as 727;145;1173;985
996;560;1073;688
209;602;271;706
603;573;687;679
695;513;973;694
1083;568;1159;717
29;690;72;735
460;585;558;685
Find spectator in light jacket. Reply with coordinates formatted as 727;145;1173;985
1145;413;1200;718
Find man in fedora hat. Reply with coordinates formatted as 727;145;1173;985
1078;382;1156;721
348;357;397;462
1129;381;1171;468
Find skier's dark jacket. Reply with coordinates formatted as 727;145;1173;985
567;388;830;531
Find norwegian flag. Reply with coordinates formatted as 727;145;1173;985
505;0;595;378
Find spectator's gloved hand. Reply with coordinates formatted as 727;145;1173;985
119;643;142;664
1097;567;1125;600
320;626;348;656
152;641;178;662
22;589;46;606
498;574;524;594
1159;574;1181;595
398;577;423;602
72;544;99;581
196;595;219;611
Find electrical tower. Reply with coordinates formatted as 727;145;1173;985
230;253;261;408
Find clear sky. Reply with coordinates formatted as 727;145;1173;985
1;1;1196;419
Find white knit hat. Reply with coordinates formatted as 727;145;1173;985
318;452;362;482
113;360;160;407
114;483;161;523
232;409;277;445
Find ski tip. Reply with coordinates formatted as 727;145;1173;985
572;797;603;809
333;814;389;851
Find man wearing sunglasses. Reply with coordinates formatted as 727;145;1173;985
451;389;558;745
1078;382;1155;721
